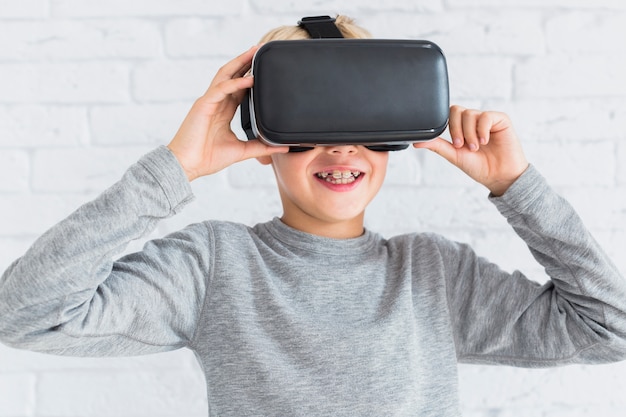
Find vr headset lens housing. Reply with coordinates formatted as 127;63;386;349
240;17;450;152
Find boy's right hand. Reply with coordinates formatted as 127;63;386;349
167;46;288;182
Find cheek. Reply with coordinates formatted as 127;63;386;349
270;155;309;189
271;153;309;172
371;154;389;184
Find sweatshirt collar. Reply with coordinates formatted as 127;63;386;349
261;217;379;257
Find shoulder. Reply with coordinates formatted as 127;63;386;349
384;231;477;267
152;220;255;250
203;219;253;234
181;219;254;243
199;219;270;249
386;231;459;252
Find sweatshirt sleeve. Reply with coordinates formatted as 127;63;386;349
0;146;209;356
445;165;626;367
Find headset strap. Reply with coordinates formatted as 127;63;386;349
297;16;344;39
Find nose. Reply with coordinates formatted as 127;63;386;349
325;145;358;155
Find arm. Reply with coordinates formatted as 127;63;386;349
444;166;626;365
0;147;202;355
416;106;626;365
0;46;286;356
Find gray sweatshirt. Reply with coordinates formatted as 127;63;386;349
1;146;626;416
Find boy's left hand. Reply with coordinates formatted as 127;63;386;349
413;105;529;196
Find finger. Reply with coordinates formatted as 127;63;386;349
448;105;465;148
476;112;494;146
241;139;289;161
224;46;259;78
200;76;254;108
217;75;254;107
231;74;253;104
210;45;260;87
413;137;458;166
461;109;481;152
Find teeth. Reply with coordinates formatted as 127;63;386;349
316;170;362;184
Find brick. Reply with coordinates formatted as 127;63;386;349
165;16;289;58
226;158;278;188
366;186;420;236
165;18;232;58
249;0;444;13
361;12;544;56
50;0;243;17
447;0;626;9
359;12;462;40
0;20;162;61
459;363;626;411
448;56;513;100
0;105;88;148
0;343;199;373
471;228;546;280
367;183;503;234
546;11;626;54
530;364;626;407
618;143;626;185
0;0;46;18
0;194;89;235
516;55;626;98
352;0;445;12
0;63;130;104
483;98;626;142
384;149;422;186
0;5;625;416
594;230;626;274
90;103;189;146
462;408;626;417
557;186;626;231
531;408;626;417
524;140;615;187
0;150;29;192
37;370;207;416
446;12;545;56
419;148;480;188
31;147;150;193
0;237;34;273
185;177;284;226
459;366;550;409
0;373;35;416
132;59;222;102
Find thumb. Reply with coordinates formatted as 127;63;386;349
413;137;459;166
240;139;289;161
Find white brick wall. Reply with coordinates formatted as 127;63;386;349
0;1;625;416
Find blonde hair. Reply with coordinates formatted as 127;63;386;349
258;15;372;43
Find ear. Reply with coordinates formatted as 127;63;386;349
255;155;273;165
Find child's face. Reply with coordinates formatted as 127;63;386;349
258;145;389;238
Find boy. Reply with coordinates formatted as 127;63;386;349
1;15;626;417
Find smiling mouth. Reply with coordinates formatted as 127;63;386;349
315;169;362;185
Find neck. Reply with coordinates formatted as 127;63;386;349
280;213;365;239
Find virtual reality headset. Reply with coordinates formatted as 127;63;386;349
240;16;450;152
